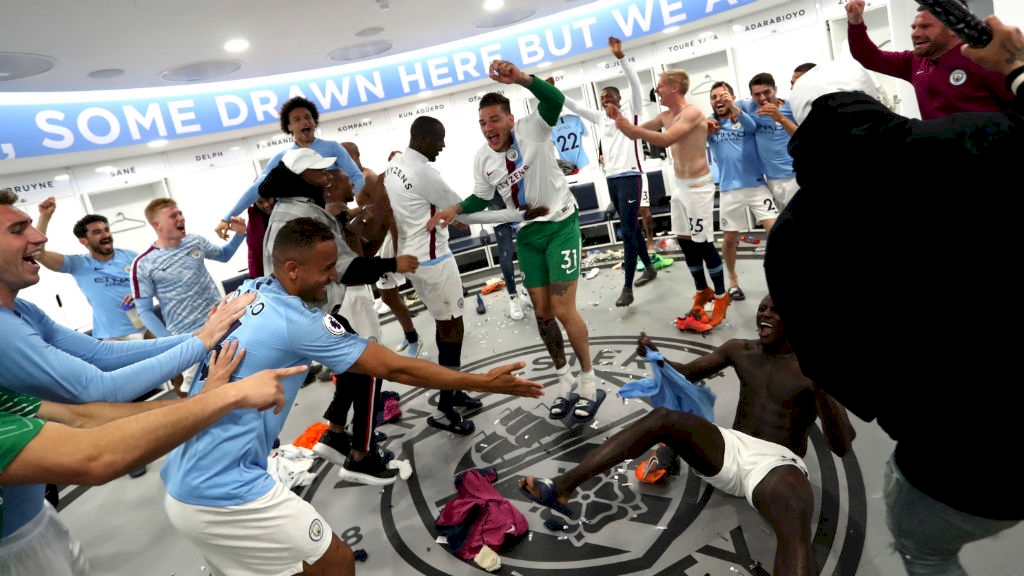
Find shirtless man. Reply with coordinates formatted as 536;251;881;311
607;70;730;329
520;295;855;576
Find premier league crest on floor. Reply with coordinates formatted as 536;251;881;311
302;336;866;575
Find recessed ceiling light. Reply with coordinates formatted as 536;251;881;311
355;27;385;38
484;0;504;10
147;139;169;148
87;68;125;79
0;52;56;81
537;62;551;68
95;165;115;173
475;8;535;29
54;174;70;181
419;90;434;98
229;146;241;151
662;26;680;34
160;59;242;82
224;39;250;53
329;41;395;62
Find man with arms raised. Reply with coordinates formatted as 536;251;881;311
520;295;854;576
430;60;602;425
161;218;543;576
608;69;730;329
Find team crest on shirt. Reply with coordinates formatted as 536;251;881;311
323;314;348;335
949;69;967;86
189;248;202;259
308;519;324;541
457;297;464;310
505;148;519;162
122;263;131;273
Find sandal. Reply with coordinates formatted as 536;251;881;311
427;413;476;435
727;285;746;301
571;389;607;425
548;393;579;420
520;477;575;518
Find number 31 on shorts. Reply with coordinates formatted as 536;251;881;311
561;248;578;272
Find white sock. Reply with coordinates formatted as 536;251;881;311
578;369;596;400
556;365;574;398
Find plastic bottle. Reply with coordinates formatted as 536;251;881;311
122;301;145;329
740;234;761;245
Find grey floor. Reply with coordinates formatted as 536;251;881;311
58;245;1023;575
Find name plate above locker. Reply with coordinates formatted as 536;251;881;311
166;144;249;174
320;110;391;138
451;86;529;118
388;95;457;125
731;0;818;41
0;169;76;204
245;133;296;161
655;22;731;60
72;154;169;194
584;45;657;83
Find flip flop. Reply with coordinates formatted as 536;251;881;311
520;477;575;518
548;392;579;420
571;389;606;425
427;414;476;435
727;286;746;301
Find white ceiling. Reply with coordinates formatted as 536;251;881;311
0;0;594;93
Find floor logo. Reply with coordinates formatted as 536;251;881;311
306;336;866;575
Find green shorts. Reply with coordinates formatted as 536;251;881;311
515;211;582;288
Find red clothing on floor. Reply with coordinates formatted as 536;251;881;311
435;468;528;561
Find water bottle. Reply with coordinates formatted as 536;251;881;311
122;300;144;329
740;234;761;245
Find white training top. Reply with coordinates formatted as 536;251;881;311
386;148;519;264
561;56;644;179
471;111;578;227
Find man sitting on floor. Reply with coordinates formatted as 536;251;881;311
520;295;854;576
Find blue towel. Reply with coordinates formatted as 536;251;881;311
619;348;717;422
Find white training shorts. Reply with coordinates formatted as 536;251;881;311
0;502;90;576
180;362;200;395
670;173;716;243
718;184;778;232
375;232;406;291
406;255;464;320
340;284;381;344
697;426;808;508
766;177;798;211
164;482;334;576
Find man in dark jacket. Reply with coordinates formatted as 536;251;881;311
765;15;1023;575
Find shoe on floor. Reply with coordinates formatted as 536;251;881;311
675;314;712;333
690;306;711;324
339;447;398;486
313;429;351;467
651;254;674;270
709;292;732;327
316;366;335;382
395;338;410;352
374;430;388;444
615;289;634;307
634;268;657;287
508;296;524;320
476;294;486;314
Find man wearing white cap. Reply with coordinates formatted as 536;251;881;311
766;15;1024;574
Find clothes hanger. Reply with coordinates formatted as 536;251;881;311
109;211;148;232
691;75;715;95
